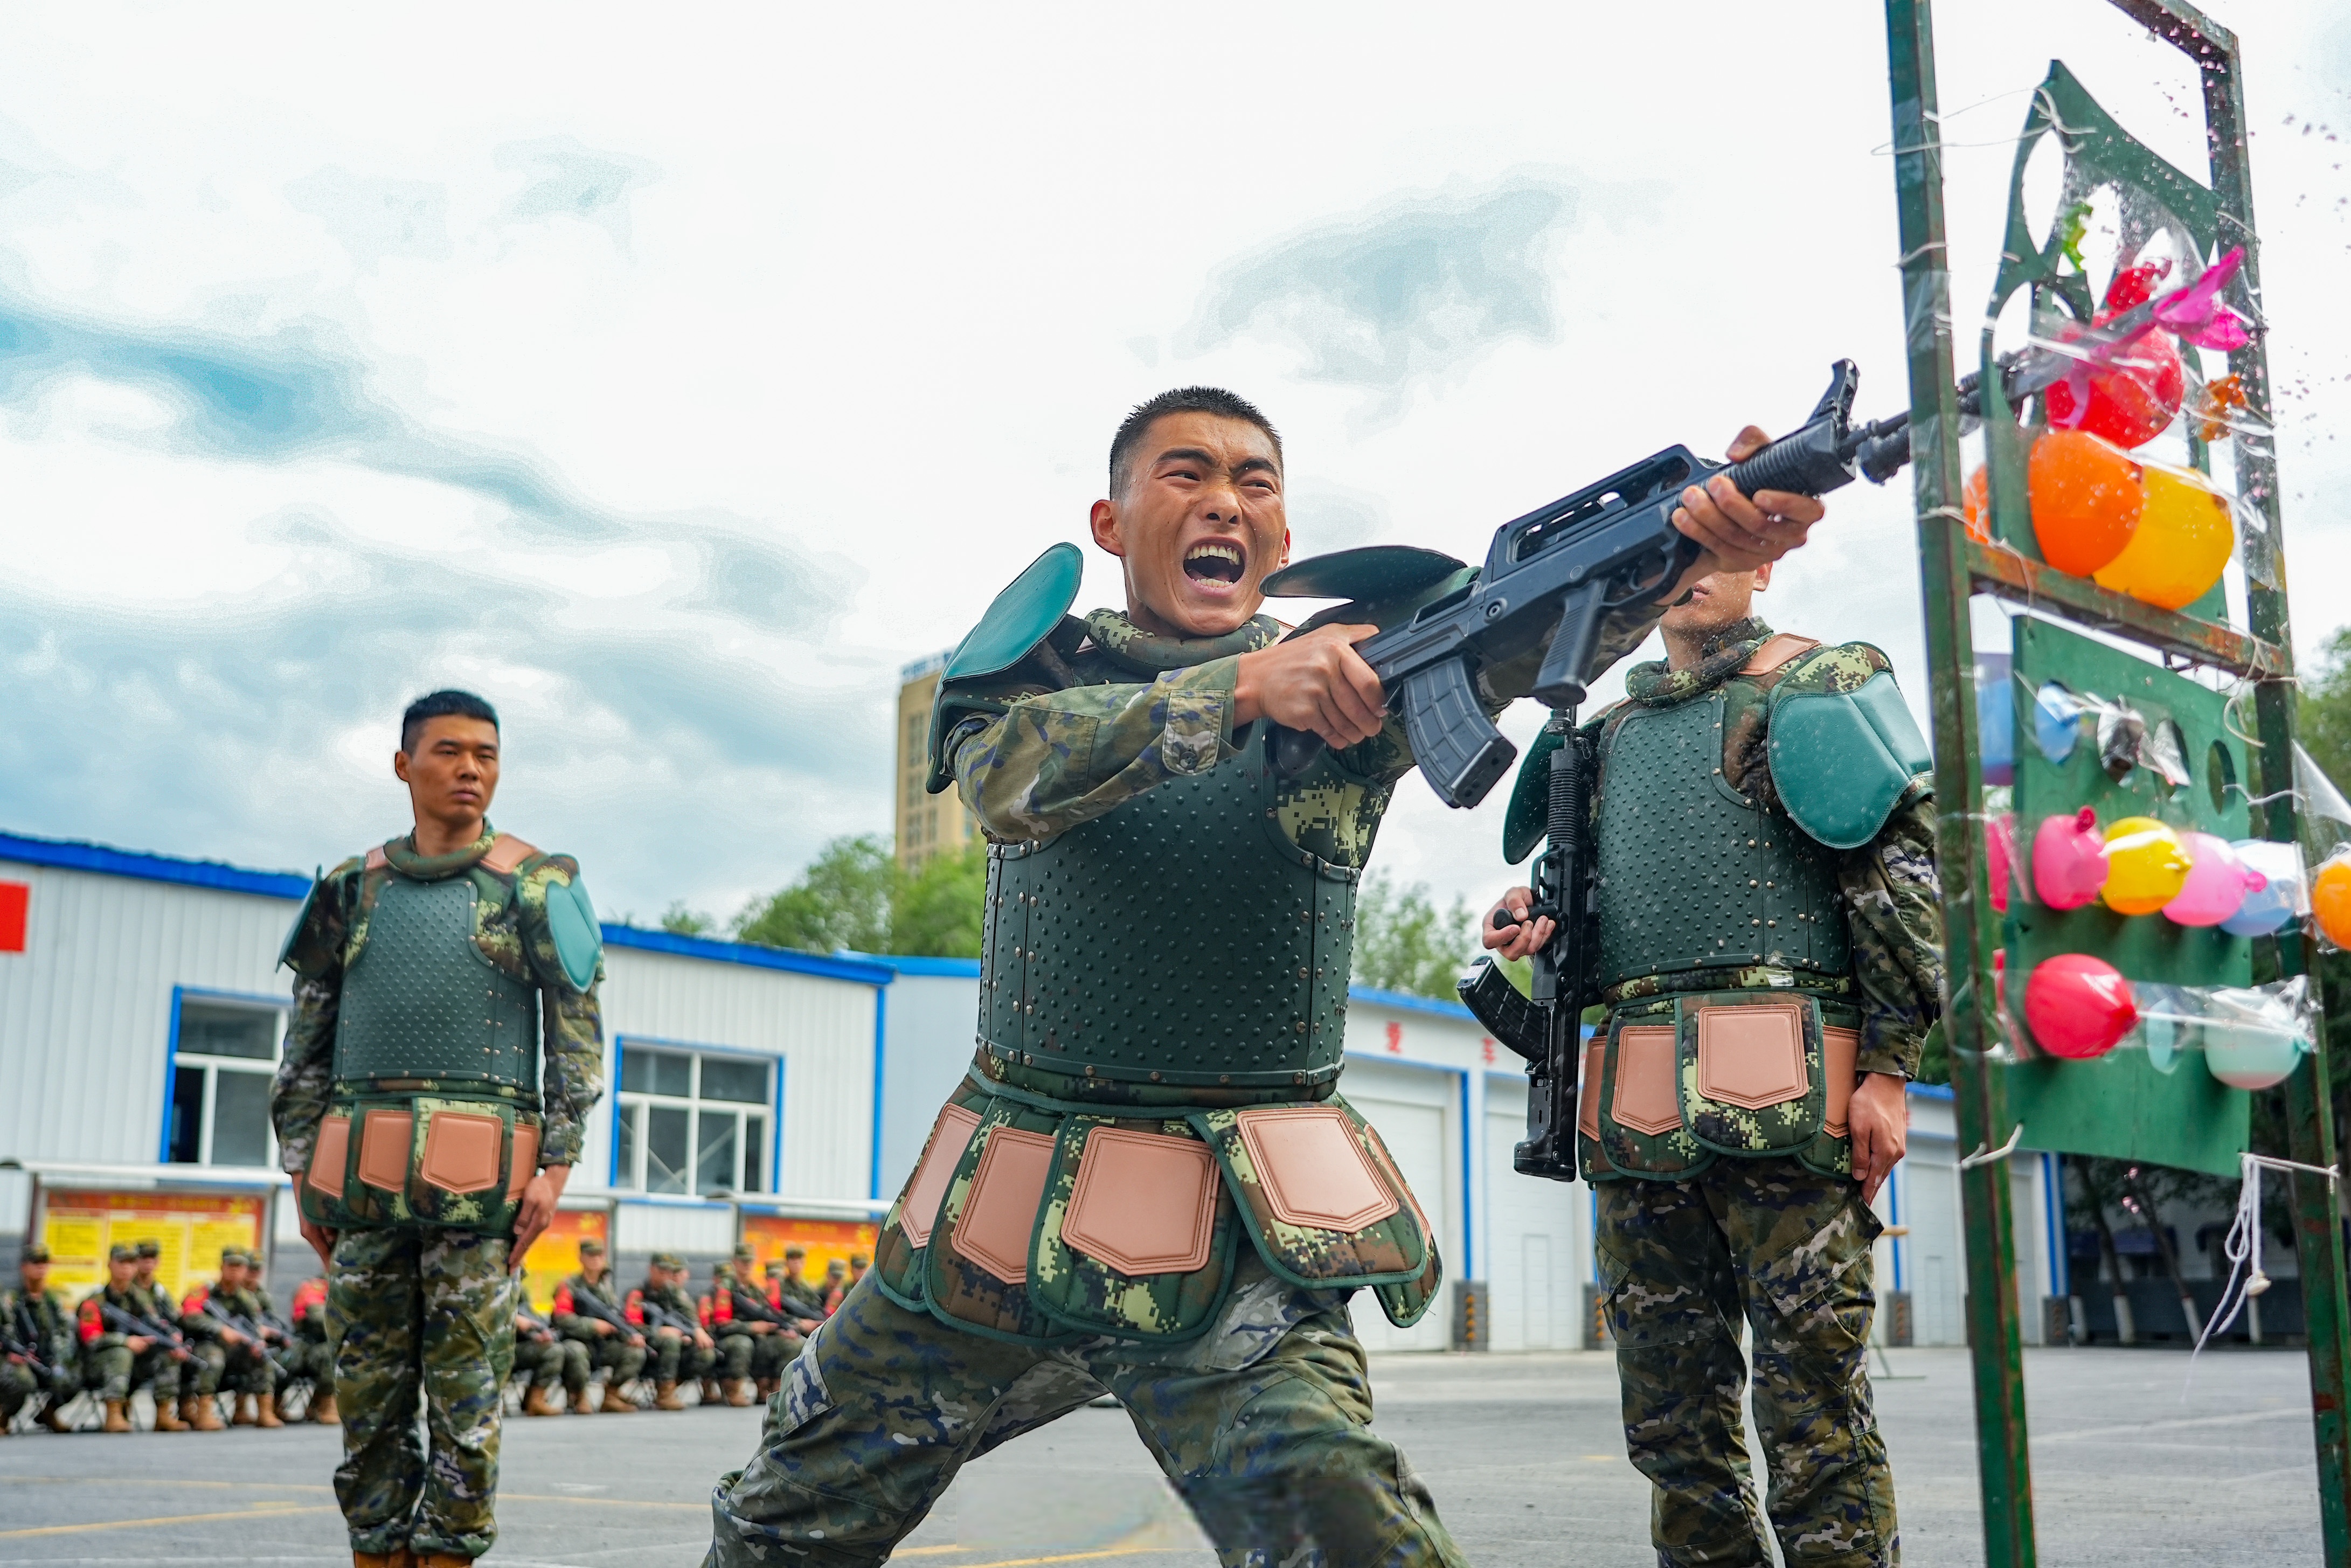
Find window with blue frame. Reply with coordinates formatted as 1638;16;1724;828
167;995;285;1168
614;1043;771;1197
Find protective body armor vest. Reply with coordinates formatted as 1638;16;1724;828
334;876;540;1091
1594;690;1848;989
980;729;1356;1091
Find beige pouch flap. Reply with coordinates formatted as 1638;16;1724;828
901;1102;982;1249
309;1114;350;1198
507;1123;540;1202
1822;1026;1861;1137
1612;1025;1682;1136
1578;1035;1606;1142
357;1110;413;1192
419;1111;503;1195
1695;1002;1810;1111
1232;1105;1399;1233
1060;1127;1220;1276
954;1126;1056;1285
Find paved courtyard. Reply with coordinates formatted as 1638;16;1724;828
0;1344;2328;1565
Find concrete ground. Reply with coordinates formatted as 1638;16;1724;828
0;1344;2328;1565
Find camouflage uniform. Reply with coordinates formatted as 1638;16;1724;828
273;824;606;1560
285;1276;339;1419
711;592;1668;1568
1577;619;1942;1568
511;1307;582;1402
628;1260;718;1393
553;1261;648;1407
708;1266;802;1398
77;1280;192;1409
2;1250;81;1432
183;1273;279;1409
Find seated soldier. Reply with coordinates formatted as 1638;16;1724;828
551;1239;643;1414
511;1302;579;1418
817;1259;848;1317
2;1243;81;1434
285;1275;339;1424
705;1246;797;1406
77;1244;196;1433
626;1253;717;1411
182;1250;283;1428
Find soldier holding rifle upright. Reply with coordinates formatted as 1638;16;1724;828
1;1243;80;1434
272;688;607;1566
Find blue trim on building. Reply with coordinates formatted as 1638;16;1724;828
869;988;888;1201
849;953;982;979
1347;985;1476;1022
160;987;188;1163
1;830;311;901
1453;1066;1474;1279
1905;1081;1954;1101
602;926;894;987
774;1055;789;1201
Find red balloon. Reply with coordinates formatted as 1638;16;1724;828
2044;313;2184;450
2024;954;2138;1059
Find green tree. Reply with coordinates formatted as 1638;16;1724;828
734;834;896;955
892;841;988;959
2298;625;2351;792
1354;871;1478;1000
660;901;715;937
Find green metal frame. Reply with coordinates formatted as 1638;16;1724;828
1882;3;2351;1564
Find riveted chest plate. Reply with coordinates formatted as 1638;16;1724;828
335;876;540;1090
1594;693;1849;989
982;733;1355;1089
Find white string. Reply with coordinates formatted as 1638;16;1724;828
1959;1122;2026;1170
2186;1151;2340;1392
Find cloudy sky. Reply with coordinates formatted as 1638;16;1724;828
3;2;2347;929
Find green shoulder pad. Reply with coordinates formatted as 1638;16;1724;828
1501;727;1564;866
276;874;325;975
1766;654;1933;850
942;542;1084;683
546;872;602;990
1261;545;1467;605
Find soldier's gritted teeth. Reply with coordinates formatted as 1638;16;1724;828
1097;411;1288;639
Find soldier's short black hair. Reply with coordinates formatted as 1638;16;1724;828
400;689;500;754
1108;387;1281;499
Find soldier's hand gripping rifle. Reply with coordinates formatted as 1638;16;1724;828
636;1294;701;1336
725;1279;790;1330
564;1286;644;1344
99;1300;193;1361
3;1303;59;1382
200;1296;278;1347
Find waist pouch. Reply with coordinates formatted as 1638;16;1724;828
299;1090;543;1236
872;1072;1439;1349
1590;990;1861;1184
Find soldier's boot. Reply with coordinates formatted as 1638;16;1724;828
523;1384;563;1418
414;1555;472;1568
653;1380;687;1411
42;1403;75;1434
152;1398;187;1432
755;1377;779;1400
188;1396;226;1433
103;1399;133;1434
351;1551;414;1568
309;1390;340;1425
568;1385;595;1416
724;1379;755;1408
700;1377;723;1405
255;1393;285;1429
599;1382;636;1414
233;1393;260;1426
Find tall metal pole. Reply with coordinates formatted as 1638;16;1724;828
1882;3;2037;1564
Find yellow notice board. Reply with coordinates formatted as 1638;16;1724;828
739;1215;879;1281
39;1190;268;1302
516;1206;609;1314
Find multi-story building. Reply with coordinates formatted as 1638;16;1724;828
894;652;980;873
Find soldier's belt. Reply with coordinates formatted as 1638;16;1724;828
867;1070;1441;1349
300;1087;543;1237
1582;990;1861;1185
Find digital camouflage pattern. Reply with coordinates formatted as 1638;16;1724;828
1030;1114;1242;1342
1;1286;80;1420
1595;1159;1896;1567
1190;1104;1429;1294
77;1283;191;1404
708;1261;1464;1568
631;1280;717;1384
553;1271;648;1389
273;823;605;1181
330;1227;515;1558
181;1280;277;1397
511;1314;583;1393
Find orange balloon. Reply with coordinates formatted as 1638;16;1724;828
2029;429;2144;577
2092;463;2234;610
1962;464;1991;542
2314;857;2351;949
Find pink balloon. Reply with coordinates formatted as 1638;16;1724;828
1987;813;2016;913
2024;954;2138;1059
2032;808;2107;910
2162;831;2264;927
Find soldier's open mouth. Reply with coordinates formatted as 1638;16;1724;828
1183;542;1245;584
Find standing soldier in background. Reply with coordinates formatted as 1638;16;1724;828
273;689;606;1566
78;1243;195;1433
2;1243;80;1434
182;1248;283;1428
511;1301;577;1418
286;1275;339;1424
1482;564;1939;1568
552;1239;644;1414
627;1253;717;1410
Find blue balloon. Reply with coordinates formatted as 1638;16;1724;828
2218;838;2301;937
1978;675;2015;785
2033;682;2083;764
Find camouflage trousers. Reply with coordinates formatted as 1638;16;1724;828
706;1259;1462;1568
330;1227;515;1559
1595;1158;1896;1568
575;1333;648;1389
195;1337;278;1398
648;1329;718;1385
714;1328;799;1383
0;1359;79;1420
281;1332;336;1399
85;1344;189;1404
515;1336;585;1392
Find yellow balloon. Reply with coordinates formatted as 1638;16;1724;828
2092;463;2234;611
2102;816;2193;915
2314;858;2351;948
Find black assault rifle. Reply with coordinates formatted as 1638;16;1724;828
3;1303;59;1382
561;1283;644;1343
98;1300;193;1361
200;1295;286;1347
636;1294;702;1337
725;1279;790;1329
